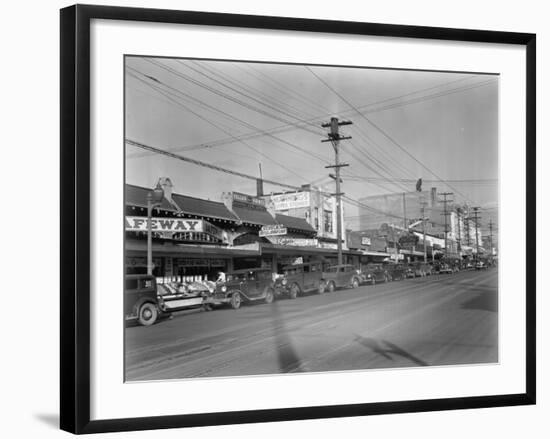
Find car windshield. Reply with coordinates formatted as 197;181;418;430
326;266;339;272
284;268;299;275
227;273;246;281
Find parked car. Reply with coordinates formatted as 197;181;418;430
125;274;160;326
405;262;431;278
275;262;324;298
359;263;390;285
405;264;417;278
475;261;488;270
213;268;277;309
156;282;212;313
125;275;211;326
384;262;407;281
320;264;362;292
439;263;453;274
419;263;434;276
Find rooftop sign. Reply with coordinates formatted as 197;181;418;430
259;224;287;237
232;192;266;207
270;191;310;210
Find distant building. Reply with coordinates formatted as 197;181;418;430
263;184;346;250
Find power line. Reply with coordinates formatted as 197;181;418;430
146;58;325;138
126;139;302;191
305;65;479;205
127;138;407;222
126;67;331;166
125;71;309;182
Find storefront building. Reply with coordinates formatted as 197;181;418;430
125;180;361;283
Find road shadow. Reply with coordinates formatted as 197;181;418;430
354;335;429;367
270;301;304;373
461;289;498;313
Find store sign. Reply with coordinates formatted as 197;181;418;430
232;191;266;207
259;224;287;237
267;236;318;247
361;237;372;246
270;192;310;210
126;216;204;233
126;216;224;242
318;242;337;250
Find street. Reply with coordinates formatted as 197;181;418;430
125;268;497;381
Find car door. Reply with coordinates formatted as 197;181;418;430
247;270;262;298
302;264;312;290
338;266;348;286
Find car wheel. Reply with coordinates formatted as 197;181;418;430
138;302;158;326
264;288;275;304
351;277;359;289
230;292;242;310
327;281;336;293
289;283;300;300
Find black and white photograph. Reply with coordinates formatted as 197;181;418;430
124;56;499;381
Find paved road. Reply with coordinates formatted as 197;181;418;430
125;268;498;381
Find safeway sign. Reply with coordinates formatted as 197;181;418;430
125;216;204;232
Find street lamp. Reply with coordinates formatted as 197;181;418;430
146;183;164;276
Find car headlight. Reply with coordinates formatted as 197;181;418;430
282;279;287;285
367;274;371;278
221;286;227;292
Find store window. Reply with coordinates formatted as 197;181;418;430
324;209;333;233
314;207;319;230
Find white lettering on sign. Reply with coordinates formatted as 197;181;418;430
125;216;204;233
270;192;310;210
267;236;318;247
259;224;288;237
232;192;266;207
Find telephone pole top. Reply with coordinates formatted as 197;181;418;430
321;117;352;266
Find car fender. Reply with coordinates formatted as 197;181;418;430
226;288;249;300
261;285;275;299
132;296;158;316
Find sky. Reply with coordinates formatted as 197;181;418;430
125;56;499;235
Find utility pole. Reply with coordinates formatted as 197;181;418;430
402;192;407;230
322;117;352;266
439;192;453;260
464;214;471;246
488;218;494;256
456;208;462;256
471;207;481;261
420;200;428;263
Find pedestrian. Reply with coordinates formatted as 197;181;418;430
216;271;226;284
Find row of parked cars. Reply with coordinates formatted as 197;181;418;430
126;259;489;326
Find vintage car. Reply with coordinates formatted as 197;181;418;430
359;263;390;285
422;263;434;276
125;275;212;326
407;262;433;277
405;264;417;278
156;282;213;313
125;274;160;326
439;263;453;274
213;268;278;309
320;264;362;292
475;261;488;270
275;262;324;298
384;262;407;281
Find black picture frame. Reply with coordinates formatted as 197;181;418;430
60;4;536;434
